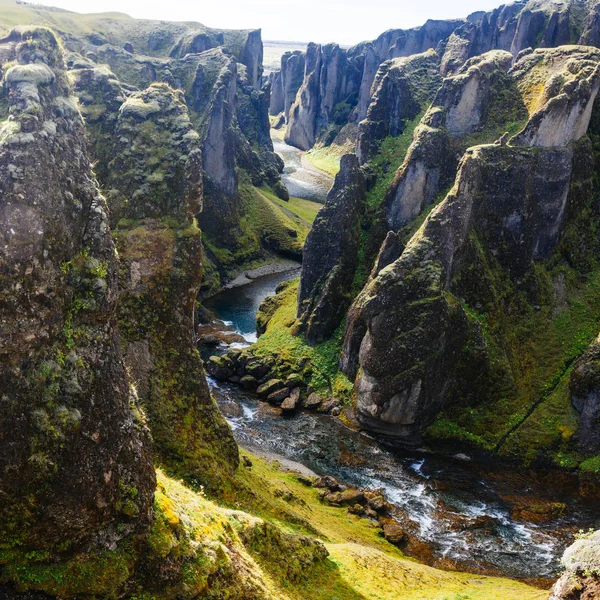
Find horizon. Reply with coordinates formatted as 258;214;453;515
28;0;508;46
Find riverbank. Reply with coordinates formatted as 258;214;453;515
271;127;334;203
222;258;301;289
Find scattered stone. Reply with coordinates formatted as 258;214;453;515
285;373;304;388
324;489;365;506
281;387;300;412
206;355;234;381
240;375;258;390
364;507;379;520
242;455;253;468
320;398;340;413
219;400;244;419
348;504;366;516
367;495;388;513
381;519;407;545
313;476;342;491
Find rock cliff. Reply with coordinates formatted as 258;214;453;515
269;49;305;121
0;25;155;553
296;154;366;344
285;42;362;150
340;45;600;444
103;83;240;489
278;0;600;154
356;49;442;164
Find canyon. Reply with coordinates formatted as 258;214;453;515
1;0;600;598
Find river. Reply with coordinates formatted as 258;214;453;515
272;133;333;203
201;132;600;585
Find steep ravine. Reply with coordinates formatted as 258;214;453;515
203;272;600;583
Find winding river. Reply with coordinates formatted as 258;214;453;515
272;133;333;203
202;133;600;584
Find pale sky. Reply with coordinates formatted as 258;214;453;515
41;0;506;46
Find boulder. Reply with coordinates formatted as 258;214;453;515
257;378;286;398
324;489;365;506
380;519;407;545
268;387;291;405
304;392;323;409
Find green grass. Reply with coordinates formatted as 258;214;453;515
250;279;354;400
259;186;322;225
249;186;310;246
305;146;342;176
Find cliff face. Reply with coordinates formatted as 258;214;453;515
295;154;366;344
278;0;600;154
269;49;305;121
0;26;155;552
103;83;239;489
285;42;363;150
384;49;519;229
340;45;600;443
356;49;442;164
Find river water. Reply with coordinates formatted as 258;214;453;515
202;132;600;584
272;135;333;203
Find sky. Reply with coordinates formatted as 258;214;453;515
38;0;506;46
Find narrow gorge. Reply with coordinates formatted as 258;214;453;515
1;0;600;598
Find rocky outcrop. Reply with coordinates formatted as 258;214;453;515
439;0;574;75
296;154;365;344
0;26;155;552
269;69;284;115
269;49;305;120
570;335;600;455
285;42;362;150
103;83;239;489
511;47;600;148
550;531;600;600
356;50;442;164
340;46;600;440
282;0;600;154
240;29;263;88
342;141;580;439
384;49;517;229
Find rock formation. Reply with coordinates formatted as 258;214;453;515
0;26;155;552
340;45;600;441
356;49;442;164
384;49;518;229
101;83;239;488
269;49;305;121
296;154;366;344
550;530;600;600
285;42;362;150
277;0;600;154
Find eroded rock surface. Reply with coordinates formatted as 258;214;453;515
296;154;366;344
0;26;155;551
